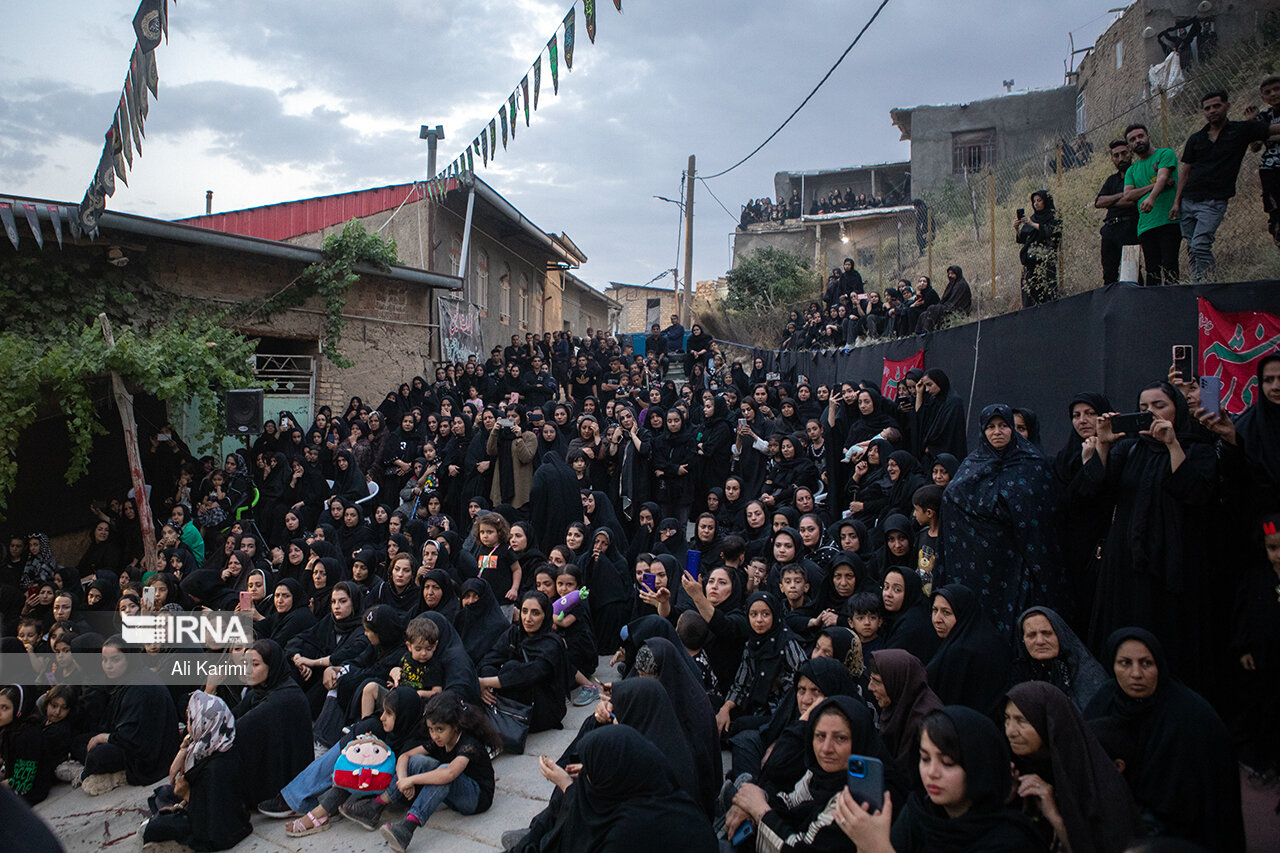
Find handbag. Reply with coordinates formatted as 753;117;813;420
485;694;532;755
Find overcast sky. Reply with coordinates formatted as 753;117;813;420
2;0;1124;291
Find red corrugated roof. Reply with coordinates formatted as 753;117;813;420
174;179;459;241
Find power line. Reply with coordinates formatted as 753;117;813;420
695;176;739;223
700;0;894;181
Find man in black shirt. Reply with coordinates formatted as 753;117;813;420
569;354;598;404
1172;90;1278;280
503;335;524;368
1095;139;1140;284
484;347;504;375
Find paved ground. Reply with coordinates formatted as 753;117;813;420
35;657;618;853
34;655;1280;852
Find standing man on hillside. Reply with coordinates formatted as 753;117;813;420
1122;124;1181;285
1095;139;1140;284
1171;90;1278;280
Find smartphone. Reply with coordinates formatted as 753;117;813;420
1016;208;1025;219
847;754;886;812
1172;344;1195;382
738;418;747;430
1110;411;1154;435
1199;375;1222;417
143;586;157;610
641;572;657;593
497;418;514;429
766;372;781;382
731;821;755;846
685;550;701;582
239;590;253;611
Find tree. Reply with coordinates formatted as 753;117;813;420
725;247;817;311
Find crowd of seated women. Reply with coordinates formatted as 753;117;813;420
3;332;1279;852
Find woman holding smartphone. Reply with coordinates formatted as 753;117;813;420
833;706;1043;852
1079;381;1218;690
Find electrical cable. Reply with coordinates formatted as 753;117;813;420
695;177;739;223
700;0;893;180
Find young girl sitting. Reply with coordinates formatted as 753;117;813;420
340;693;501;852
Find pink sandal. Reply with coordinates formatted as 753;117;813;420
285;811;334;837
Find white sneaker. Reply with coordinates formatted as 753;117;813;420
55;760;84;785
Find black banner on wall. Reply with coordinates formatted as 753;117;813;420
762;280;1280;453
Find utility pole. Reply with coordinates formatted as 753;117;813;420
98;313;158;574
682;155;695;326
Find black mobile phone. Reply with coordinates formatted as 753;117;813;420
847;754;885;812
1172;344;1195;382
1110;411;1154;436
1016;208;1025;219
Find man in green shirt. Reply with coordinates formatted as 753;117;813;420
1122;124;1182;285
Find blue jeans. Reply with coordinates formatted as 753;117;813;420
388;754;481;823
1179;198;1228;280
281;742;341;814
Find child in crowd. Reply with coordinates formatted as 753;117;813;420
474;513;520;607
912;484;944;594
677;609;720;699
778;564;819;640
553;564;601;705
341;693;500;852
846;591;885;654
358;616;441;718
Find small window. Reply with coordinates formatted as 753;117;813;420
952;129;996;174
475;250;489;310
1115;41;1123;70
519;278;529;328
500;270;511;324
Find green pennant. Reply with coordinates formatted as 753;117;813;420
548;37;558;94
563;8;575;70
465;148;473;173
521;76;530;125
488;119;496;158
480;133;487;167
508;93;518;138
500;106;508;149
533;57;541;110
585;0;596;42
613;0;621;9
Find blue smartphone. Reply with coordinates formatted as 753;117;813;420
847;754;885;812
731;821;754;846
686;549;701;582
641;572;657;593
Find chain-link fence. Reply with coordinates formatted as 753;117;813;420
862;37;1280;320
711;34;1280;351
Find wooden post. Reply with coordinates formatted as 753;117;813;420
681;155;695;326
989;170;997;297
1160;90;1169;147
927;208;933;281
98;314;158;574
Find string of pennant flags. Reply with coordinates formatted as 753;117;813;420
421;0;622;204
76;0;171;239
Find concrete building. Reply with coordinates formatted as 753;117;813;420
771;161;911;213
732;202;918;291
1073;0;1279;144
181;174;615;397
606;280;681;334
890;86;1078;199
0;193;462;534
